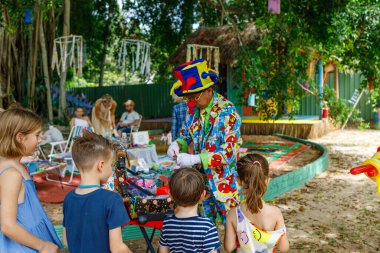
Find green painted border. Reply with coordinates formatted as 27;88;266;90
54;225;161;244
263;133;329;201
54;134;328;241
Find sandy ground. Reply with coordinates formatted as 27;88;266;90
46;129;380;252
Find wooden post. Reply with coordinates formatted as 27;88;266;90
318;60;323;119
334;66;339;98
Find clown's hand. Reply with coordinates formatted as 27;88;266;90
167;141;180;159
176;153;201;167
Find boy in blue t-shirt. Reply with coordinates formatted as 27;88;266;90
159;168;220;253
62;132;132;253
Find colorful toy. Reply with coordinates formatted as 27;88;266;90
349;147;380;197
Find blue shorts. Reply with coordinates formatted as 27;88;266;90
117;126;131;133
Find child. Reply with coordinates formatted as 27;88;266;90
62;131;132;253
159;168;220;253
0;108;62;253
224;154;289;253
70;106;92;129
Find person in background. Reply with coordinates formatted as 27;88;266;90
171;93;187;142
0;108;62;253
62;131;132;253
91;94;117;137
117;100;140;137
159;168;220;253
70;106;92;129
39;125;64;146
224;154;289;253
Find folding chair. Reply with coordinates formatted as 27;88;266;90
48;126;94;184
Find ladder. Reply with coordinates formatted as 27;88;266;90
341;89;365;129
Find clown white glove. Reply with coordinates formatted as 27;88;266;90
167;141;180;159
176;153;201;167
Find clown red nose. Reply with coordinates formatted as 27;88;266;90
187;100;196;108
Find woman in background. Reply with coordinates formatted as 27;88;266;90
91;94;117;137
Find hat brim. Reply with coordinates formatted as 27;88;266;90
177;83;214;97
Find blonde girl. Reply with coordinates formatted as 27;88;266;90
224;154;289;253
0;108;62;252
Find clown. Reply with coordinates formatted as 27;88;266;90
167;59;242;224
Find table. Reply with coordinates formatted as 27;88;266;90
26;160;69;183
124;220;163;253
120;156;177;253
127;145;158;165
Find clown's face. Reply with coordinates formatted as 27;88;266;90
184;88;213;109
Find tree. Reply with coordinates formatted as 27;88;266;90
222;0;380;120
58;0;70;119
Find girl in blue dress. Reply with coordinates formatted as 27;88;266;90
0;108;63;252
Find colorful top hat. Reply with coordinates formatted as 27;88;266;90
170;59;219;97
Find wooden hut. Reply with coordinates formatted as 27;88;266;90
169;23;258;114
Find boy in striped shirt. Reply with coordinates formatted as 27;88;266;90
159;168;220;253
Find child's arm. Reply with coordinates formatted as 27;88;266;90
0;169;58;252
62;226;67;247
158;246;170;253
274;208;289;253
85;116;93;127
70;118;75;129
158;221;169;253
224;208;238;253
109;226;132;253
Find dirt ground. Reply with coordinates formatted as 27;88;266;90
46;129;380;252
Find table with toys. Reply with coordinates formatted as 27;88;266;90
113;145;177;252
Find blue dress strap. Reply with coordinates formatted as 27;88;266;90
0;166;17;175
0;166;27;180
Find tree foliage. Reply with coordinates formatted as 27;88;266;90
1;0;380;124
225;0;380;121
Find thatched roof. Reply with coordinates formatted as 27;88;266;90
168;23;258;67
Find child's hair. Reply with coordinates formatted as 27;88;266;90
101;94;113;104
0;108;43;158
236;154;269;214
72;131;115;172
169;167;205;207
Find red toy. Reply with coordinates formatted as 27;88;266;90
349;147;380;197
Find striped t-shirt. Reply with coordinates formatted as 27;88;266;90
159;215;220;253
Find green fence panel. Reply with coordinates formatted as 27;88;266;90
68;72;375;121
68;84;174;119
300;72;374;121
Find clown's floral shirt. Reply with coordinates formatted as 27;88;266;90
177;92;242;221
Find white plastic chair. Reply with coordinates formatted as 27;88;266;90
48;126;94;184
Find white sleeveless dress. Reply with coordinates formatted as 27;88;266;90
236;206;286;253
74;118;90;127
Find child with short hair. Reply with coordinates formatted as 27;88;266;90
224;154;289;253
62;131;132;253
0;108;62;253
159;168;220;253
